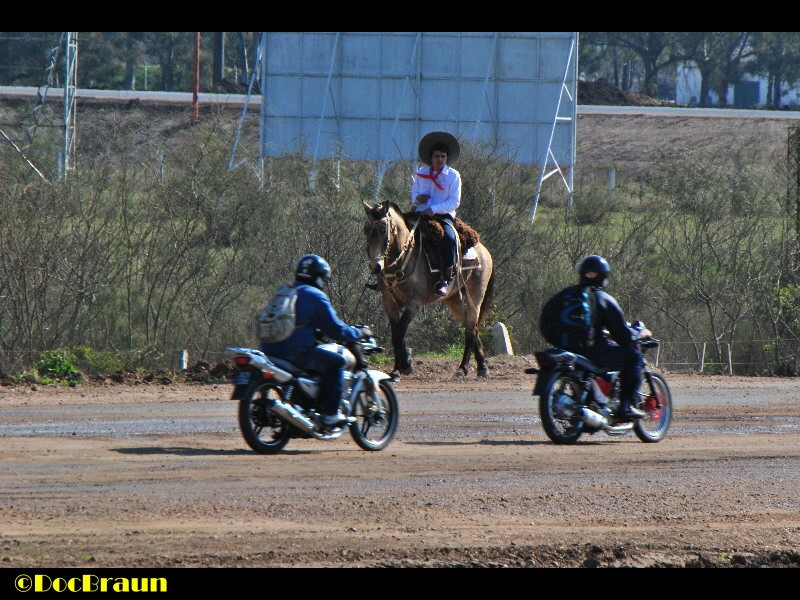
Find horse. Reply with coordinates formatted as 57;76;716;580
363;200;495;380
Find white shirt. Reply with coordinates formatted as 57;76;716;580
410;164;462;218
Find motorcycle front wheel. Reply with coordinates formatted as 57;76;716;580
539;373;585;444
349;379;399;451
634;372;672;443
238;380;292;454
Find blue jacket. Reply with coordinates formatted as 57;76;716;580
260;283;363;356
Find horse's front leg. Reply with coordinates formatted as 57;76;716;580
389;308;416;379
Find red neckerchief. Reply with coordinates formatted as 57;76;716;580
417;166;445;190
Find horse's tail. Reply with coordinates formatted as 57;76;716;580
477;268;496;327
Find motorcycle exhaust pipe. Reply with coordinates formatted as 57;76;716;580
271;400;317;434
580;407;633;433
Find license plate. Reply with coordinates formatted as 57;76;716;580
234;371;251;385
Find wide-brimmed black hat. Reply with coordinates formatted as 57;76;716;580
418;130;460;166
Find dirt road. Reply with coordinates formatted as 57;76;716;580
2;356;800;569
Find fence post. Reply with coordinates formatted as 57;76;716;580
727;343;733;375
608;167;616;202
699;342;706;373
173;350;188;371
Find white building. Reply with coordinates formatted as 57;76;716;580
676;62;800;108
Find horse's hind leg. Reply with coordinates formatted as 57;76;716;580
473;334;488;377
443;296;478;378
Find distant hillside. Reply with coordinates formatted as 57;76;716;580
0;92;793;180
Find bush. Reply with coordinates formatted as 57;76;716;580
32;350;79;378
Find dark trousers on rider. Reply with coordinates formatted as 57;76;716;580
586;339;644;406
266;345;346;416
436;215;457;293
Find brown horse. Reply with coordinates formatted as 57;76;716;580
363;200;495;379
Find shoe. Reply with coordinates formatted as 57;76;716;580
618;403;646;421
434;279;450;296
321;412;347;428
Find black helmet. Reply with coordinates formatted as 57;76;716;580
294;254;332;290
578;255;610;288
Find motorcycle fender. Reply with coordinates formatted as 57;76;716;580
533;367;558;397
367;369;392;386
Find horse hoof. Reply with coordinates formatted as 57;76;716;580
399;366;413;376
477;368;489;378
452;369;468;379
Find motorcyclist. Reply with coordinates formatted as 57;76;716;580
260;254;373;429
542;255;647;421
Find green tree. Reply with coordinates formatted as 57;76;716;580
750;32;800;108
605;32;681;97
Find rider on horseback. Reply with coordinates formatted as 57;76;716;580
411;131;462;296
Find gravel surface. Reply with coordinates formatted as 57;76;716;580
2;356;800;568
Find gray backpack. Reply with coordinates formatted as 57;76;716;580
256;284;299;343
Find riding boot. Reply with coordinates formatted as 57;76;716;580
618;401;646;421
434;266;454;296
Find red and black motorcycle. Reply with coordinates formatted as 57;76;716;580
526;321;672;444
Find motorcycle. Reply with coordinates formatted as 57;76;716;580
525;321;672;444
226;328;399;454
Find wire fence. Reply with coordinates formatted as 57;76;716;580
2;340;798;378
644;340;799;375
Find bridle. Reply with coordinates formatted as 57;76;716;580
365;209;421;285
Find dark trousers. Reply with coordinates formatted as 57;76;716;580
279;346;347;416
586;340;644;405
436;215;457;271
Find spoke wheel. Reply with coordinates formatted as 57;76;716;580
349;379;399;451
634;372;672;443
539;373;584;444
238;381;292;454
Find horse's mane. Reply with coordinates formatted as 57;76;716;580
369;200;480;249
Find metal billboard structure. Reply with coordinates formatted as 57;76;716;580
229;32;577;220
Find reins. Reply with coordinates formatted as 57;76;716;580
368;210;421;286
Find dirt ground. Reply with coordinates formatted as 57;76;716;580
2;355;800;569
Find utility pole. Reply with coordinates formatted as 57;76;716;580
193;32;201;121
212;32;225;89
790;127;800;250
63;32;78;178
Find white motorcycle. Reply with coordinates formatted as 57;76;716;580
226;330;398;454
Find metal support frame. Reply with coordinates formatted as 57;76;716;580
471;32;500;144
0;32;63;182
530;32;578;222
374;32;422;203
228;32;578;208
310;32;341;189
62;32;78;179
228;33;265;180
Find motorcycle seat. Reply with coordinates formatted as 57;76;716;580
264;355;306;377
542;347;605;376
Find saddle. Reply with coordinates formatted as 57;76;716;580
401;212;481;273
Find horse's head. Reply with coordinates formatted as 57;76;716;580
363;200;403;275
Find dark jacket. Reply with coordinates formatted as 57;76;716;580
261;283;362;356
592;288;635;349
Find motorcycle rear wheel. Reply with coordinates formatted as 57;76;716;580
539;373;585;444
238;381;292;454
349;379;399;451
634;372;672;443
